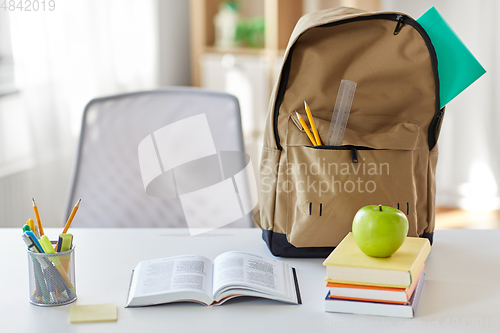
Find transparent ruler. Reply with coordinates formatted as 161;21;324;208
326;80;357;146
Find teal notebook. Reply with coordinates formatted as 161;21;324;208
417;7;486;108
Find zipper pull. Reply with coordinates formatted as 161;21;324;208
429;108;445;150
393;15;405;35
351;147;358;163
433;108;445;140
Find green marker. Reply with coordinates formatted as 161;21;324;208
57;234;73;274
56;234;73;252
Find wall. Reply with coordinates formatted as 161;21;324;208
158;0;192;86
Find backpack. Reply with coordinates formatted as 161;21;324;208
254;7;444;258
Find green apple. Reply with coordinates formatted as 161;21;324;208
352;204;409;258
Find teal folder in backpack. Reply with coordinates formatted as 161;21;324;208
417;7;486;108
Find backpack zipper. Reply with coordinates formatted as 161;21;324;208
272;13;440;151
351;147;358;163
310;145;375;163
393;15;405;35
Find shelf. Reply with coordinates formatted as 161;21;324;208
203;46;286;57
190;0;302;86
204;46;268;56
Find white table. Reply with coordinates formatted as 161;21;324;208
2;228;500;333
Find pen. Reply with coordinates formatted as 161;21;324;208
32;198;45;237
44;258;75;300
25;231;44;253
62;199;80;234
21;234;51;303
304;100;322;145
295;111;317;146
44;268;58;302
21;225;40;299
28;234;58;302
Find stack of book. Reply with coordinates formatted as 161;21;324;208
323;232;431;318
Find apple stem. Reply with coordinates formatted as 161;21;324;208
379;204;382;212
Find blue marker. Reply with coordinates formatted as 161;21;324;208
25;231;44;253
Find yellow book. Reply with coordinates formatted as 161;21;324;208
323;233;430;288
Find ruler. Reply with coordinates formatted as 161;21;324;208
326;80;357;146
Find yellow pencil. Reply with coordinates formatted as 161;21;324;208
62;199;81;234
295;111;317;146
304;100;322;145
32;198;44;237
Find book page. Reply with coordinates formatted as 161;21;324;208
128;255;213;305
212;251;296;302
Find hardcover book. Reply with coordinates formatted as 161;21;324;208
325;272;425;318
323;233;430;288
327;264;425;304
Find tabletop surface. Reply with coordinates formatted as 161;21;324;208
2;228;500;333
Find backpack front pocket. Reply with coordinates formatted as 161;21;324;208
284;115;421;248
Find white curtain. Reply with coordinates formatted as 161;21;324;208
0;0;159;226
8;0;159;137
381;0;500;211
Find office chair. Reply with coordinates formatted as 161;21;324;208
65;87;256;228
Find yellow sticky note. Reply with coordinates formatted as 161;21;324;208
70;303;118;323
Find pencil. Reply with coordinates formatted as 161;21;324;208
32;198;44;237
304;100;322;145
62;199;81;234
295;111;317;146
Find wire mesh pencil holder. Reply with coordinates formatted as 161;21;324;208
27;246;77;306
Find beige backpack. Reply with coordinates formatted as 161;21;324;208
254;7;444;257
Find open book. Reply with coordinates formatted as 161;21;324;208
126;251;301;307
